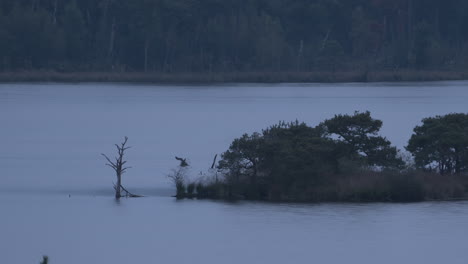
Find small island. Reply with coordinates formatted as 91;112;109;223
168;111;468;203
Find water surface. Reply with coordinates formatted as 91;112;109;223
1;82;468;263
2;193;468;264
2;81;467;190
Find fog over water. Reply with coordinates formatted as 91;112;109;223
1;82;468;264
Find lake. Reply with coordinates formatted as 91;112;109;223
1;81;468;263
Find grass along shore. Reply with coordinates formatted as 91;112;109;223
186;170;468;203
1;70;468;83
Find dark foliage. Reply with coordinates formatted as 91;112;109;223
185;112;468;203
407;113;468;175
319;111;404;169
187;183;196;196
214;113;405;202
168;167;187;199
2;0;468;73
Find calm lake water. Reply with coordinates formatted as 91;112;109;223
1;81;468;263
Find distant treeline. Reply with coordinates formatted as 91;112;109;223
171;112;468;203
2;0;468;74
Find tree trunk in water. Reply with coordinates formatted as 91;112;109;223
102;137;140;199
115;171;122;198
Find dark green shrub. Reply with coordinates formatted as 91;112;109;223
175;182;186;199
187;183;196;197
387;174;424;202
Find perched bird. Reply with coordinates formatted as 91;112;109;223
175;156;189;167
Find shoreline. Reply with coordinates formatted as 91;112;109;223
178;195;468;204
1;70;468;83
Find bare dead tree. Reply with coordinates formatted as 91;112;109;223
102;137;140;198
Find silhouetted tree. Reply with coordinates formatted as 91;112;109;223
194;112;468;202
320;111;403;169
102;136;140;198
407;113;468;175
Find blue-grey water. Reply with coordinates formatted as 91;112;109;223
1;82;468;263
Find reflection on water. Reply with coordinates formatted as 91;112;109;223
1;193;468;264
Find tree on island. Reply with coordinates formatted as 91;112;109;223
319;111;404;169
215;112;405;201
175;112;468;202
218;132;263;186
102;137;141;198
407;113;468;175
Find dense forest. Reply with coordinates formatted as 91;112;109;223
1;0;468;75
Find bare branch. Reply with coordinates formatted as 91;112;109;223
105;163;117;170
211;154;218;169
101;154;117;167
102;137;140;199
